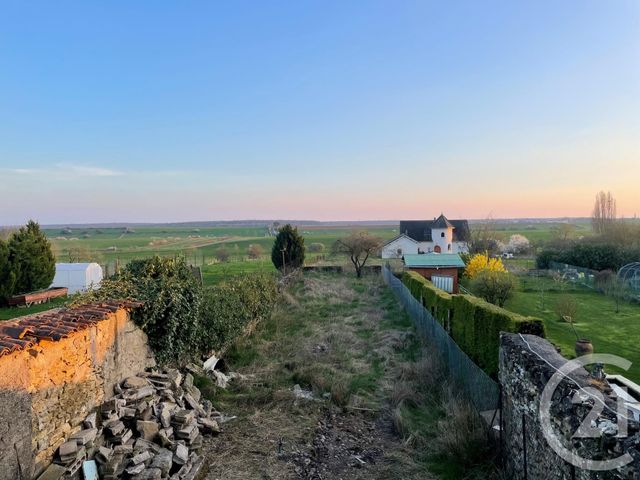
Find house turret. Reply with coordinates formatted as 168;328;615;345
431;214;454;253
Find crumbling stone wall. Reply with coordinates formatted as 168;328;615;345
500;333;640;479
0;307;155;479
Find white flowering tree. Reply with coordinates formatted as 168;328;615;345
503;234;530;254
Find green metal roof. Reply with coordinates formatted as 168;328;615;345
403;253;466;268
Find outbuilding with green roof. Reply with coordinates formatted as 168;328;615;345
402;253;466;293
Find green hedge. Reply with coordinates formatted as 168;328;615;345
401;271;545;377
402;271;452;325
200;273;278;354
451;294;544;376
79;256;278;365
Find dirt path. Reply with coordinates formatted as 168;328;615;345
198;273;491;479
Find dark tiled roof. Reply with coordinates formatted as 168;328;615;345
0;300;143;357
399;219;470;242
432;214;454;229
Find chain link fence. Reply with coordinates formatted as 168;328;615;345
382;265;499;413
548;261;598;289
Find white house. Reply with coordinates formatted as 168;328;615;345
50;263;103;294
382;214;470;259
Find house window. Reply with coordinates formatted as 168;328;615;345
441;232;445;238
448;244;452;251
397;248;402;255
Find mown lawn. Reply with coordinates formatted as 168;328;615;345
0;297;68;321
504;276;640;382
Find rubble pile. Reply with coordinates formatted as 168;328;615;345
44;368;221;480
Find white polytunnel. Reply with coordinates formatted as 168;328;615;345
50;262;103;294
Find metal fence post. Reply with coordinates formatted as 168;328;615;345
522;412;528;480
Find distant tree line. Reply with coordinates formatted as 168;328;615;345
0;220;56;304
536;191;640;271
536;241;640;271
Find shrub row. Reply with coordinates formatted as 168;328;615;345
537;241;640;271
80;256;278;365
450;294;544;376
200;274;278;353
401;271;545;377
402;271;452;325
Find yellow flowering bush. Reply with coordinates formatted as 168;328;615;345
464;253;506;279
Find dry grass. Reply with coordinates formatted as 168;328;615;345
390;381;421;409
204;272;499;479
433;386;492;465
300;275;356;303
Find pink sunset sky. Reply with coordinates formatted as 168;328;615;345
1;1;638;224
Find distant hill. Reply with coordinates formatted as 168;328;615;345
36;220;400;229
1;217;610;230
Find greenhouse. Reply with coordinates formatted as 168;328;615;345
618;262;640;296
50;262;103;294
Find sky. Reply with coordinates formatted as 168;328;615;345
1;0;639;224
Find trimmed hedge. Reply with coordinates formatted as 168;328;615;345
402;271;452;325
402;271;545;377
451;294;544;376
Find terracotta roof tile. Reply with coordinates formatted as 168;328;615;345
0;323;35;339
0;300;143;355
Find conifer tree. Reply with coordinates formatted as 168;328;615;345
8;220;56;294
0;239;16;303
271;224;305;271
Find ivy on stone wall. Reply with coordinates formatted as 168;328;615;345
79;256;277;365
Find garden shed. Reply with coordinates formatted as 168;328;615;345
403;253;466;293
50;262;103;294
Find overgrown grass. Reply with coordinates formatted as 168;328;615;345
202;272;500;479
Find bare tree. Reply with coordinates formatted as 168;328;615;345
247;243;264;259
552;223;577;242
67;244;103;263
215;247;230;263
592;191;617;235
603;275;627;314
595;269;627;313
469;216;502;255
332;231;383;278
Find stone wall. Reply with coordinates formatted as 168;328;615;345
0;305;155;479
500;333;640;479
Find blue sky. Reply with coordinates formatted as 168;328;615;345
1;0;639;223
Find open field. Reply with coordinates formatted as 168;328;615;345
480;219;593;243
42;224;399;266
198;272;497;479
42;219;597;264
0;219;596;319
41;219;591;272
504;275;640;382
201;259;276;285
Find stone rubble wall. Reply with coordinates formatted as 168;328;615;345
0;308;155;480
500;333;640;479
